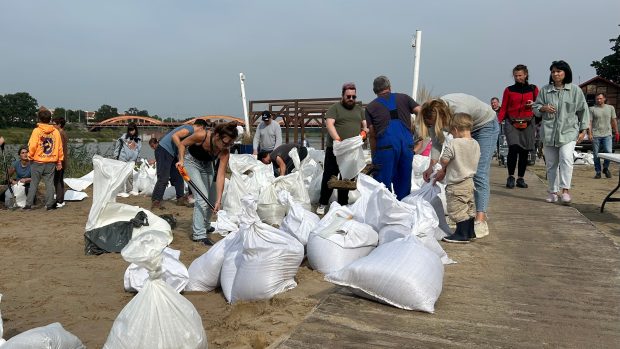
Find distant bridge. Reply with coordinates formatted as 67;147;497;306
88;115;245;131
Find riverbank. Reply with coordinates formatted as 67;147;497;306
1;126;121;144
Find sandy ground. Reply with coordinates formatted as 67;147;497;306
0;190;334;348
1;159;619;348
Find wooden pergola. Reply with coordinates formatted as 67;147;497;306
249;97;365;149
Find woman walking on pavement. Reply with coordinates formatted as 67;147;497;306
498;64;539;189
533;60;590;204
418;94;499;239
177;121;238;245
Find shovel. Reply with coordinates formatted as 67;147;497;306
176;164;216;211
1;143;17;209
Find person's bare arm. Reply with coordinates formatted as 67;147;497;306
176;129;205;167
326;118;340;141
276;156;286;176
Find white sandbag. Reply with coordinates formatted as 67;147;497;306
222;155;275;219
257;184;287;226
85;156;135;232
332;135;366;179
306;147;325;166
90;202;172;242
64;190;88;201
411;154;431;191
134;161;156;196
163;185;176;201
104;231;207;349
124;247;189;293
325;235;444;313
404;180;450;239
299;156;323;204
220;232;244;302
350;174;416;232
2;322;85;349
186;231;239;292
213;210;238;235
4;183;26;208
278;191;320;246
229;196;305;303
378;225;454;265
307;206;378;274
63;170;94;192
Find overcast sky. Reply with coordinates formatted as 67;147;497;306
1;0;619;119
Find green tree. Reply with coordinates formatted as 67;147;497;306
95;104;119;121
125;107;139;115
0;92;38;127
53;107;67;120
591;25;620;83
137;109;149;117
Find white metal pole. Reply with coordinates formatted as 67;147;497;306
411;30;422;100
239;73;250;134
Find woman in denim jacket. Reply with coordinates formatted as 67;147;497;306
533;60;590;204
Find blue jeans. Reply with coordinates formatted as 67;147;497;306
185;154;215;240
471;119;500;213
152;146;185;202
592;136;612;174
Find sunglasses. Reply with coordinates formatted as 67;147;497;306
345;95;357;100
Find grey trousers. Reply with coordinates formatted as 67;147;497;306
27;162;56;208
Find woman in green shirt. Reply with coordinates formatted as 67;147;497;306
533;60;590;204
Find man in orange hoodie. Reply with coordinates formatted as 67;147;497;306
25;107;64;210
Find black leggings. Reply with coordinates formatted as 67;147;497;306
507;144;529;177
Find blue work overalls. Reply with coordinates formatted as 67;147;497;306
372;93;414;200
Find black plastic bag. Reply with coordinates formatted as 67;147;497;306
84;211;149;255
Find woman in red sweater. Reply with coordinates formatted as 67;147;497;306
498;64;539;188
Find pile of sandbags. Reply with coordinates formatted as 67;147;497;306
190;195;304;303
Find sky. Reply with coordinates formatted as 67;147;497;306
1;0;619;120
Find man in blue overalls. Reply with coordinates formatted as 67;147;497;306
365;76;421;200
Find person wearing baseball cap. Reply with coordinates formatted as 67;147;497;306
252;110;282;155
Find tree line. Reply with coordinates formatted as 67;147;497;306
0;92;166;128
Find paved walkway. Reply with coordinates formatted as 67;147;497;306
275;165;620;348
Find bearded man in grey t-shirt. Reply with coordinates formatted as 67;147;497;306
588;93;618;178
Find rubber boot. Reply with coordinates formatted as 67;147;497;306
442;219;472;244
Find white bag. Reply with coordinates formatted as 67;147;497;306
307;206;378;274
332;135;366;180
378;225;454;265
64;190;88;201
257;183;287;226
404;180;451;239
278;191;320;246
213;210;238;235
299;157;323;204
2;323;85;349
124;247;189;293
63;170;94;192
4;183;26;208
135;161;156;196
104;231;207;349
186;231;239;292
229;196;305;303
325;235;444;313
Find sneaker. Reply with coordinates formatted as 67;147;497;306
546;193;558;203
516;178;528;188
603;168;612;178
151;200;166;210
561;192;571;204
55;202;66;208
316;204;327;215
22;205;32;210
46;205;57;210
442;233;470;244
473;220;489;239
506;176;515;189
116;192;130;198
207;226;215;233
594;173;602;179
188;194;196;204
